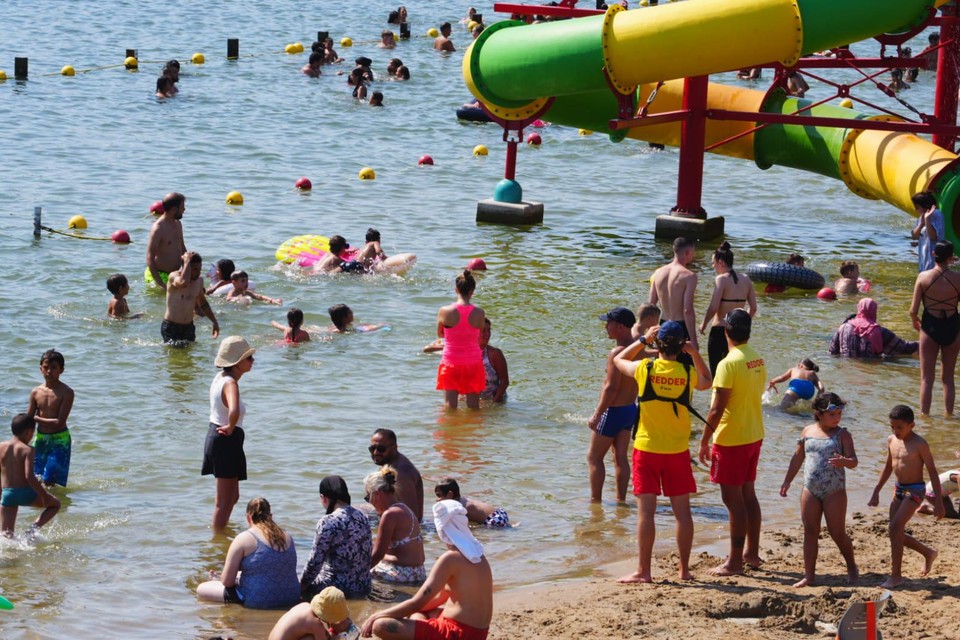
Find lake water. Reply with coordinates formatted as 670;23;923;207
1;2;956;638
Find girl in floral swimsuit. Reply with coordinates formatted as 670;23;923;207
780;393;859;587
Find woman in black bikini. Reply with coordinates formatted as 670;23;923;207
699;242;758;375
910;240;960;415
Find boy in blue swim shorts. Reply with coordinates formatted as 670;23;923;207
0;414;61;538
27;349;75;487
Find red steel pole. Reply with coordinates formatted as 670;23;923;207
674;75;708;217
933;10;960;151
504;139;518;180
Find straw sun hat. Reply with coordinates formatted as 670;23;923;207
311;586;350;624
214;336;256;368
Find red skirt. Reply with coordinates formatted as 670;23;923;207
436;361;486;395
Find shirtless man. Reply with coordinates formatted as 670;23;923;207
649;237;699;352
370;429;424;521
587;307;639;503
1;414;61;538
434;22;455;52
146;192;187;291
361;500;492;640
162;251;219;344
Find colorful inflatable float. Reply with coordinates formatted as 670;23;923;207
276;235;417;275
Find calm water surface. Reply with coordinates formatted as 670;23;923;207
1;2;958;638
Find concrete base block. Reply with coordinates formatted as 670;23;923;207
654;215;724;241
476;199;544;225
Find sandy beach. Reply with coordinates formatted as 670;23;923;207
489;510;958;639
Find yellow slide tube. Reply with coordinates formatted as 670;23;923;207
602;0;803;95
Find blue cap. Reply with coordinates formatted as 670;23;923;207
657;321;685;341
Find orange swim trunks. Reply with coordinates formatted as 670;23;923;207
414;615;489;640
436;361;486;395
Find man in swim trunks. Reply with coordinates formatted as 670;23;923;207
587;307;639;503
361;500;491;640
370;429;424;521
698;310;766;576
649;237;699;354
434;22;456;53
146;192;188;291
162;251;219;344
0;414;61;538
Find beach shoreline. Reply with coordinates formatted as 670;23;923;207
487;510;959;640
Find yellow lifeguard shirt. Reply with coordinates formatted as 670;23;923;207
633;358;697;454
712;344;765;447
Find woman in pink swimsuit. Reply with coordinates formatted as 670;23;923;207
436;270;486;409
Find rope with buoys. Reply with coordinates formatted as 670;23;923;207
39;224;131;242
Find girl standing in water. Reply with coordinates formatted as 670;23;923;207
436;270;486;409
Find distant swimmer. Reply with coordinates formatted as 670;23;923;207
272;307;311;343
163;251;219;344
225;271;281;305
302;52;323;78
327;304;385;333
146;192;188;291
395;65;410;80
434;22;456;52
650;237;699;355
106;273;143;319
155;76;176;98
26;349;75;489
387;58;403;76
379;30;396;49
369;91;384;107
0;414;61;539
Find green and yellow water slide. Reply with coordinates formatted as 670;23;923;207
463;0;960;241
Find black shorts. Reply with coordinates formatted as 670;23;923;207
161;319;196;344
708;325;729;376
201;423;247;480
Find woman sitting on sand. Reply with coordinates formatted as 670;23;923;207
196;497;300;609
829;298;918;358
365;465;426;584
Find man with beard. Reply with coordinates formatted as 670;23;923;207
369;429;423;521
162;251;219;344
146;192;188;291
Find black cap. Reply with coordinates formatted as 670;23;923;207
599;306;636;327
724;309;752;332
318;476;351;514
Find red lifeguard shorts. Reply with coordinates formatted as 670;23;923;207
632;449;697;497
709;440;763;486
414;615;489;640
436;361;486;395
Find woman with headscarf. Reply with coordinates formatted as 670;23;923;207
299;476;372;599
829;298;918;358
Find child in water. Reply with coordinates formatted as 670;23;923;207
379;30;396;49
226;272;281;305
765;253;805;294
768;358;823;410
868;404;943;588
106;273;142;319
272;308;311;343
328;304;385;333
435;478;509;527
206;259;237;295
369;91;384;107
355;228;387;269
834;261;861;296
0;414;61;539
780;393;859;587
27;349;75;488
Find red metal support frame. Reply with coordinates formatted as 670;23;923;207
493;3;603;18
674;76;708;218
934;10;960;150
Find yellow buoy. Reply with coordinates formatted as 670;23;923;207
340;37;353;47
467;20;478;31
839;98;854;109
285;43;298;54
191;52;205;64
358;167;376;180
578;129;594;136
640;0;650;5
294;42;304;53
68;215;88;229
473;144;489;157
61;65;75;77
0;70;7;82
225;191;244;205
124;56;138;70
427;28;439;38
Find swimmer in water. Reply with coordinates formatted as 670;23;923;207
155;76;176;99
355;228;387;269
206;258;237;296
272;308;311;343
225;271;281;305
834;261;861;296
768;359;824;410
370;91;384;107
328;304;385;333
106;273;143;319
379;30;396;49
387;58;403;76
302;52;323;78
764;253;805;294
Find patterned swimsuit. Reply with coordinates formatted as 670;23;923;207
801;428;846;501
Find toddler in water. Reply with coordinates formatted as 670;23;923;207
272;308;311;343
765;253;805;294
106;273;142;319
328;304;385;333
0;414;61;539
768;358;823;410
435;478;509;528
780;393;859;587
226;272;281;305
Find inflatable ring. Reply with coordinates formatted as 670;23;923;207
744;262;825;290
276;234;358;268
456;106;492;123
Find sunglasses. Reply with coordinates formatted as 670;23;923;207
368;444;389;453
825;403;845;411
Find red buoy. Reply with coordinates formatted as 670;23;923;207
418;154;434;166
295;177;312;191
526;133;542;146
149;200;164;215
111;229;131;244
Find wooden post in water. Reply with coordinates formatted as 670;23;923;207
227;39;239;59
317;31;328;45
14;57;27;80
33;207;42;237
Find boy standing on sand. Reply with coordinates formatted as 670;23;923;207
587;307;639;503
27;349;75;487
1;414;61;538
868;404;943;588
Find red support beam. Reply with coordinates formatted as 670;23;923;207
505;140;519;180
934;14;960;150
609;109;691;130
675;76;709;217
493;3;603;18
705;109;960;137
